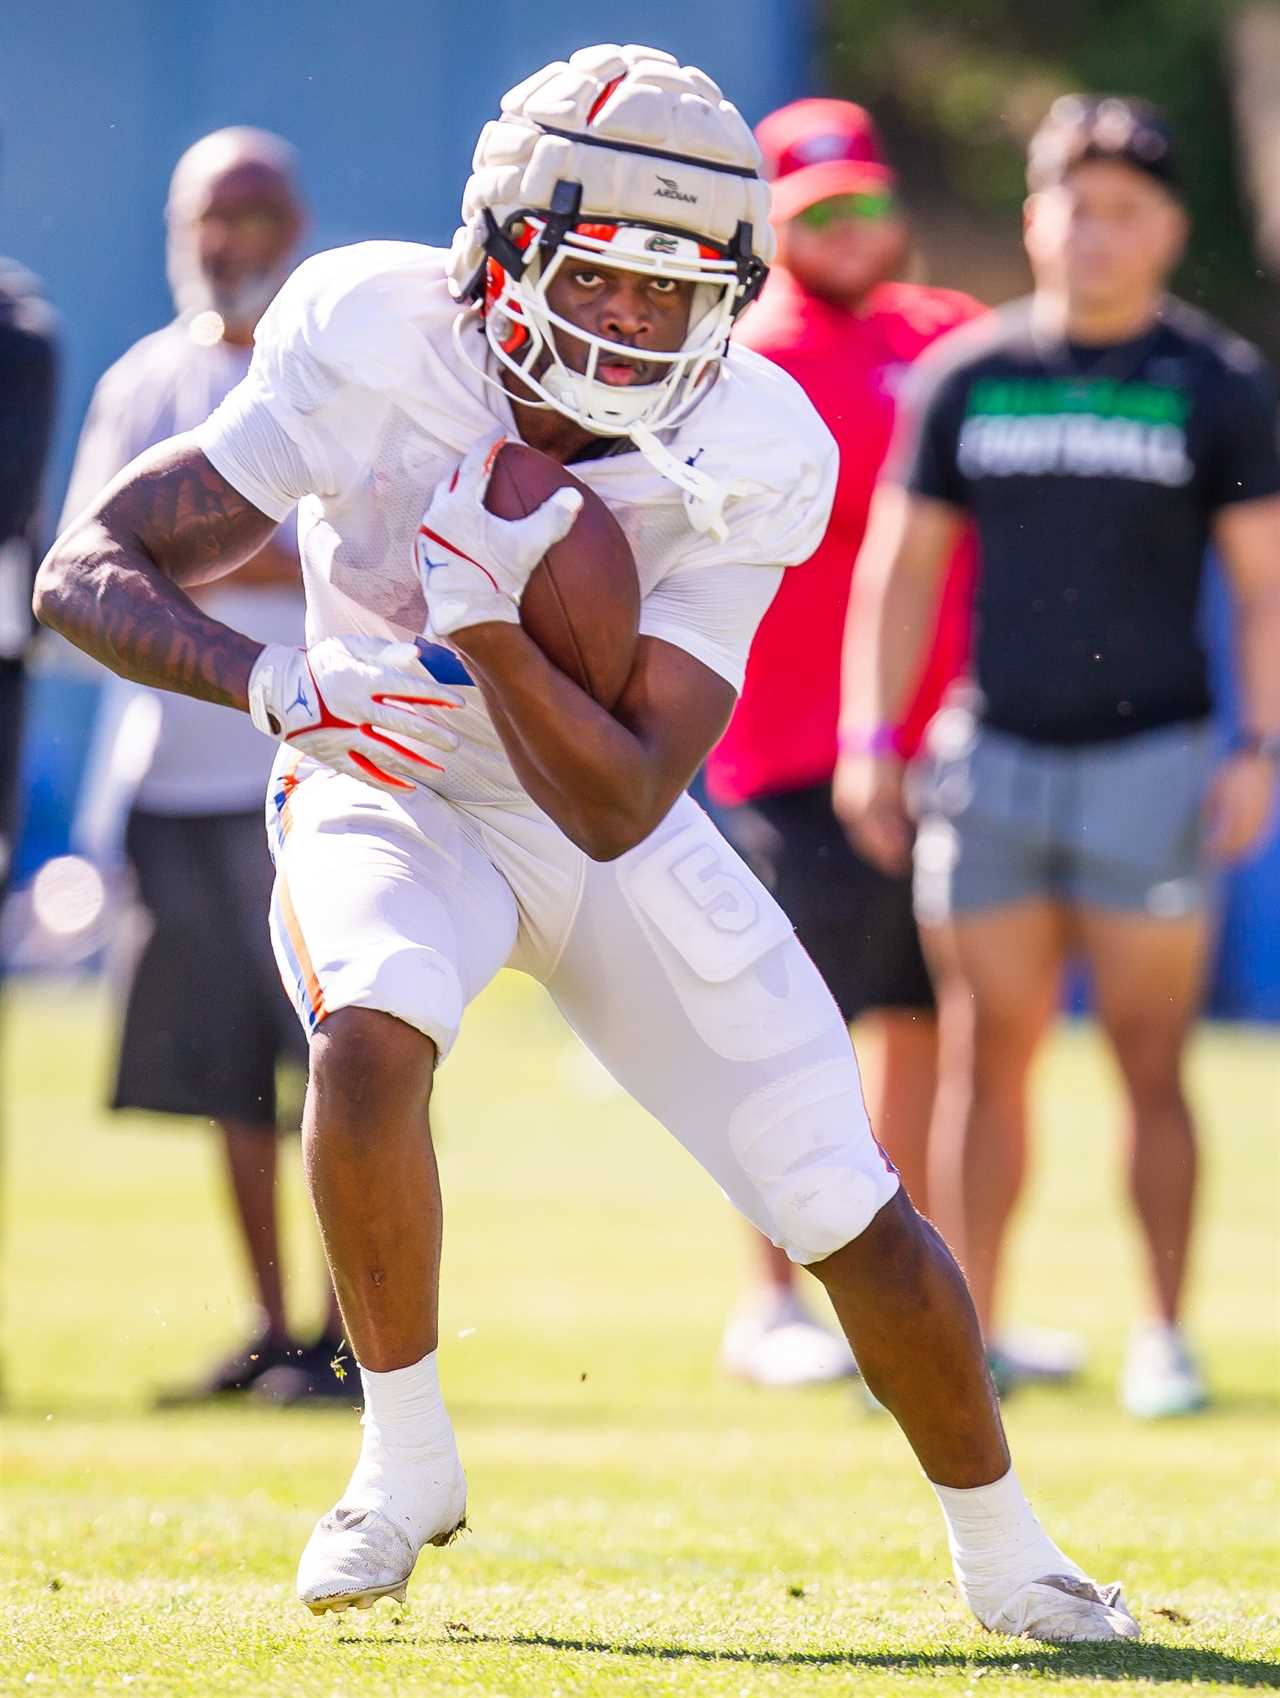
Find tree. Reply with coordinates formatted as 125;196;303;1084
824;0;1275;349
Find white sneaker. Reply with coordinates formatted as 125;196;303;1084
297;1475;467;1614
984;1573;1140;1642
1122;1323;1208;1419
993;1325;1086;1385
720;1290;857;1387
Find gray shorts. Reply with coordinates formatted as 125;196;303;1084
911;715;1217;923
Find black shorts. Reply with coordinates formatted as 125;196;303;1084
0;662;24;905
110;809;307;1125
721;784;934;1022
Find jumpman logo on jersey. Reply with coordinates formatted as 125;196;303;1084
289;679;312;715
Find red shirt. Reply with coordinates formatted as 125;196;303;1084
706;268;984;807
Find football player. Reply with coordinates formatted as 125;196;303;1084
37;46;1137;1642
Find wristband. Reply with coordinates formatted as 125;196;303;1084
838;724;902;758
1230;728;1280;765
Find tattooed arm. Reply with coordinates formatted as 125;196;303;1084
34;433;278;710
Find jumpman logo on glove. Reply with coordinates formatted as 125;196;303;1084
414;434;582;642
247;637;463;794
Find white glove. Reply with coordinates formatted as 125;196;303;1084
247;636;462;794
413;434;583;640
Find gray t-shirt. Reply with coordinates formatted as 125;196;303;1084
62;317;304;813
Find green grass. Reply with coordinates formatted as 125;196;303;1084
2;976;1278;1696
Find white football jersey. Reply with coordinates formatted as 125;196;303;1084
199;241;837;805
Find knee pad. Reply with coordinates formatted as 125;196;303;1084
729;1057;900;1264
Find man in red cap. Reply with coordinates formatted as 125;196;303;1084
708;98;983;1388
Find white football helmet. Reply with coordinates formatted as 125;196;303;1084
448;44;773;526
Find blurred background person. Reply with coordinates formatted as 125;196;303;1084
61;126;345;1405
837;96;1280;1417
0;252;57;928
0;241;58;1401
706;99;983;1387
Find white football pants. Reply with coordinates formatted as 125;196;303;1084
266;755;899;1264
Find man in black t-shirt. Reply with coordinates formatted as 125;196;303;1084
835;97;1280;1418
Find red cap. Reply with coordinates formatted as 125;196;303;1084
756;98;896;222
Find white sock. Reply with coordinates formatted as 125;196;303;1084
930;1467;1083;1626
340;1350;466;1549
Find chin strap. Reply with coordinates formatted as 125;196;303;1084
452;306;757;544
630;422;761;544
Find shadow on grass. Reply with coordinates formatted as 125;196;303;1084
338;1629;1280;1687
7;1382;1279;1425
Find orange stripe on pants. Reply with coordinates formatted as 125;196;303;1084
277;750;303;842
277;871;327;1025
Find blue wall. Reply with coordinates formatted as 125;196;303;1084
2;0;813;507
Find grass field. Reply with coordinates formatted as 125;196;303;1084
2;976;1278;1697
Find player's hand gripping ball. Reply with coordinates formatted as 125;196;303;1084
247;635;462;793
416;435;641;708
415;434;583;638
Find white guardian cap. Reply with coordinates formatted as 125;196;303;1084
448;44;773;519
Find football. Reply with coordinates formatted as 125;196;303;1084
485;441;640;711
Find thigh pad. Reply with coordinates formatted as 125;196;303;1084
617;808;837;1063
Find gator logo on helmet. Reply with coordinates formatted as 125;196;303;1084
654;174;698;204
644;232;680;253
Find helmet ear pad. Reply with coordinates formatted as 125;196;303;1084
484;257;532;355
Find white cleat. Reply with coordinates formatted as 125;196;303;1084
983;1573;1140;1643
993;1325;1086;1386
297;1496;466;1615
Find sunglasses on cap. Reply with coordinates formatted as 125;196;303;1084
1027;96;1179;196
794;191;898;230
